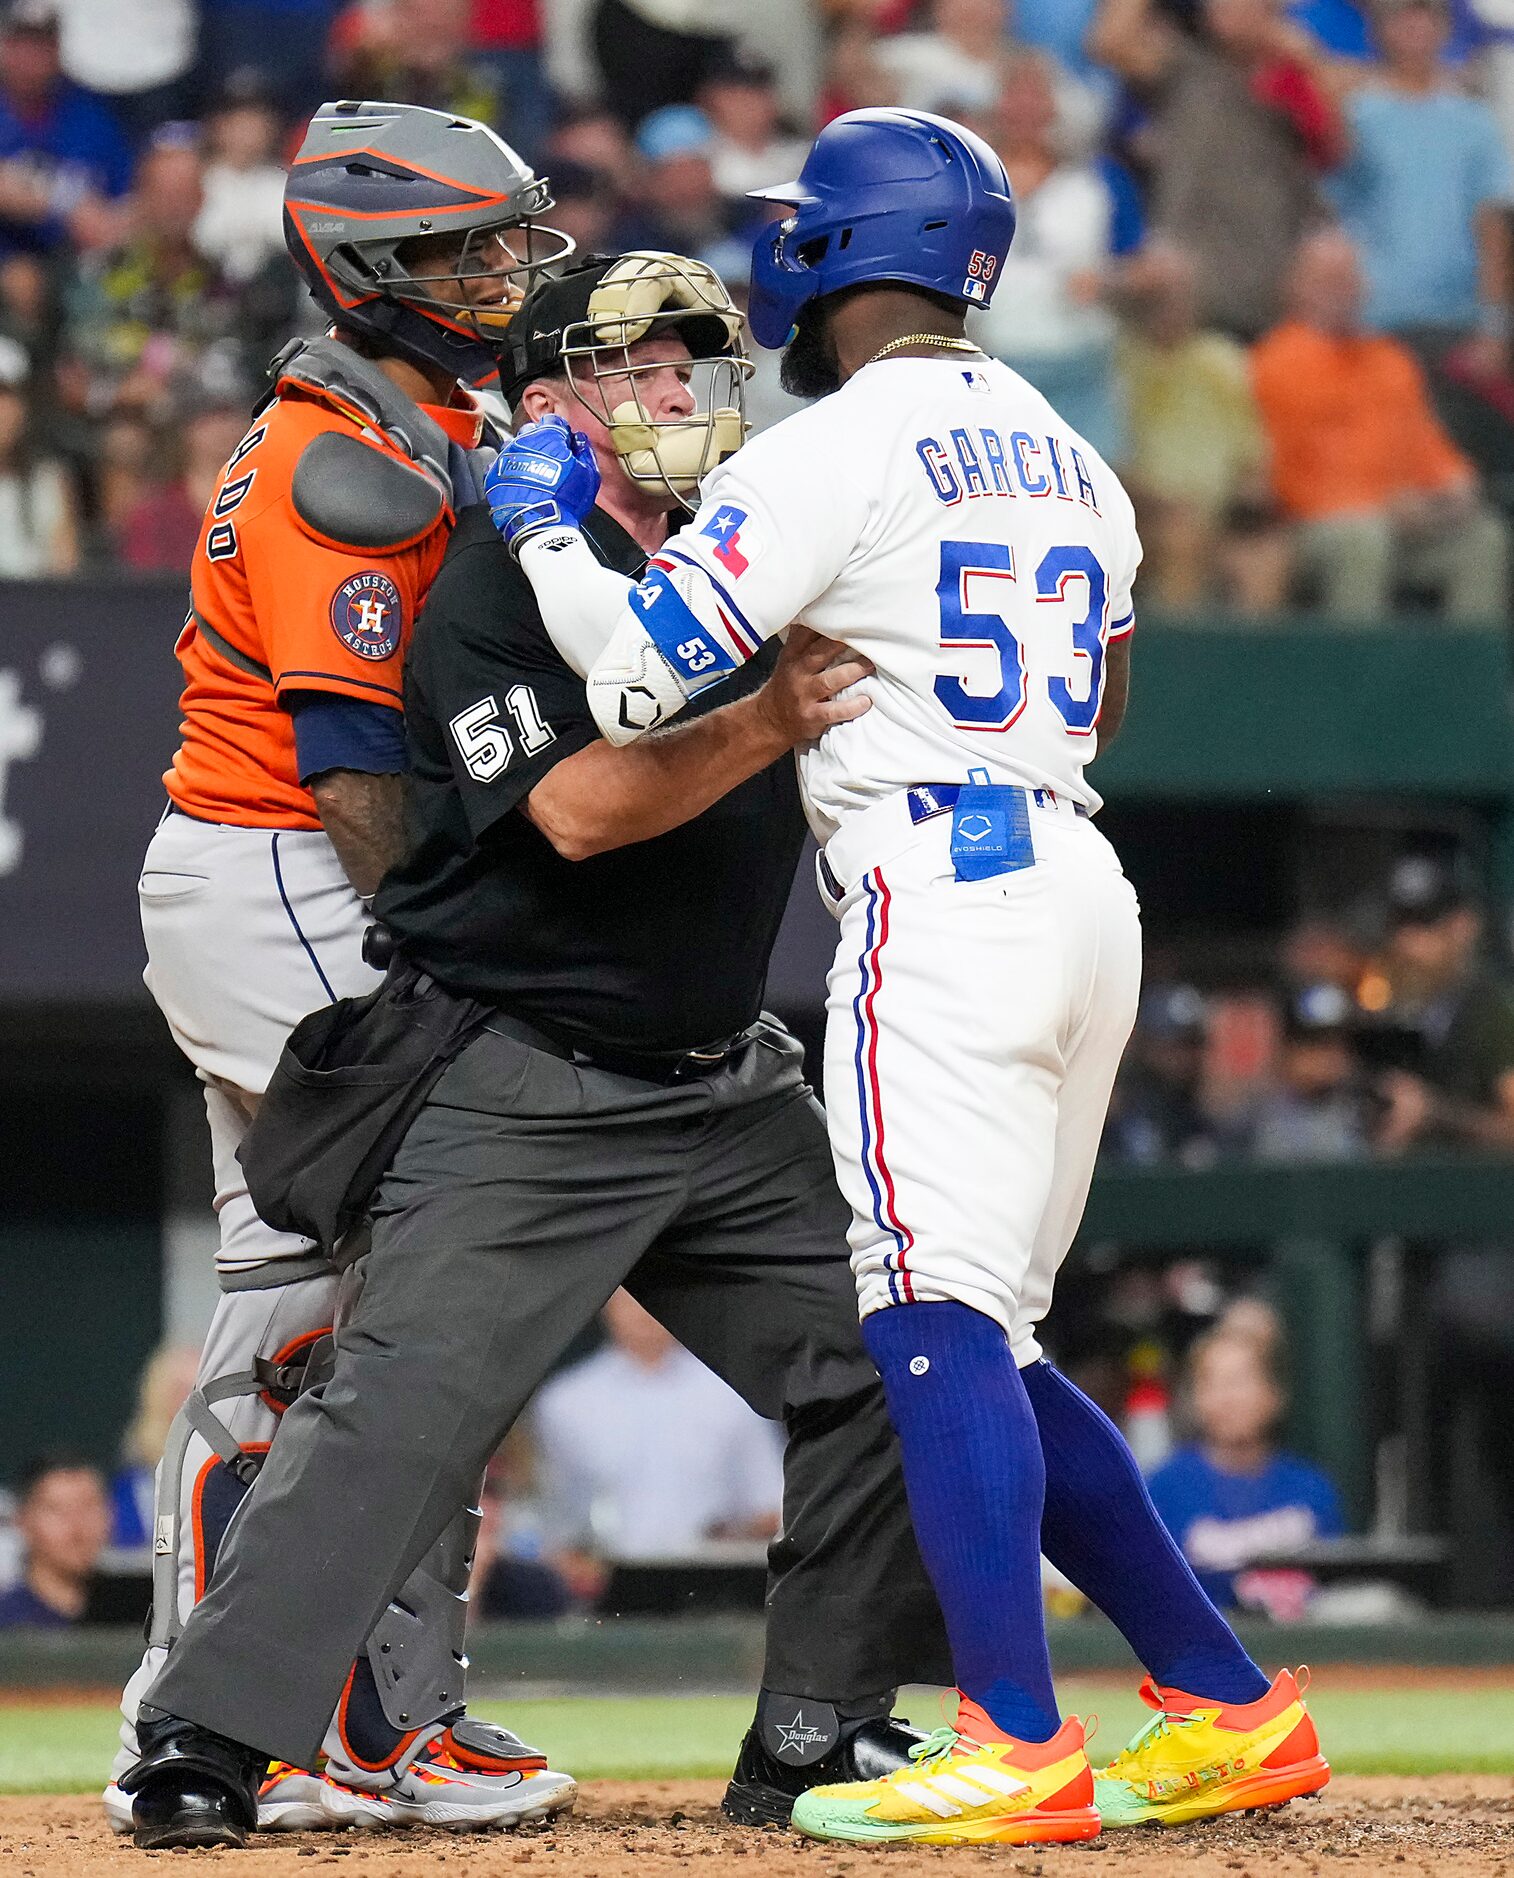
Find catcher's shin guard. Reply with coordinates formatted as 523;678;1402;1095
325;1499;481;1776
147;1324;335;1654
109;1290;340;1829
319;1500;580;1829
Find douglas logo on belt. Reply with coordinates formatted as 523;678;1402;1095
330;571;404;661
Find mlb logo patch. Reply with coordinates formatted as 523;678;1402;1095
962;368;991;392
700;503;755;577
330;570;403;661
962;277;987;303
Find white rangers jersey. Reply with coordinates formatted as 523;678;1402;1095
529;354;1140;842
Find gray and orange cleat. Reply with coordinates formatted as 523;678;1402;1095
316;1719;578;1831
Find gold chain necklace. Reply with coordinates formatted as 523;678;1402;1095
864;333;984;368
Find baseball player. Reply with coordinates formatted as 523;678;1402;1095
488;108;1330;1846
113;100;576;1839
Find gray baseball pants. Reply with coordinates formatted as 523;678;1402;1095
146;1016;951;1766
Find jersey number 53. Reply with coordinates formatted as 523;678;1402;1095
933;540;1108;737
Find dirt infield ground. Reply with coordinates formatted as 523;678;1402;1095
4;1778;1511;1877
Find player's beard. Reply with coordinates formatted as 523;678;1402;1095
780;301;841;400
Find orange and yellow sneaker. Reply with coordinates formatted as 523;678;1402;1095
790;1696;1101;1847
1095;1668;1329;1828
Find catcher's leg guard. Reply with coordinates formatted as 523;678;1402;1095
325;1501;477;1775
319;1496;577;1831
324;1500;562;1780
114;1272;575;1836
112;1275;339;1802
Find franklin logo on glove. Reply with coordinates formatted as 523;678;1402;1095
485;416;602;558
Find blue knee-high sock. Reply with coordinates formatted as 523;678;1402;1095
1021;1359;1268;1704
863;1301;1061;1744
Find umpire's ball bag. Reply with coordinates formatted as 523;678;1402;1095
239;961;490;1255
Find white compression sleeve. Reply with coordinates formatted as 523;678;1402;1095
517;528;636;678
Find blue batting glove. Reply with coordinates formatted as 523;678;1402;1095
484;415;601;557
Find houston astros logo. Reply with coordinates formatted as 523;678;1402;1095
330;571;403;661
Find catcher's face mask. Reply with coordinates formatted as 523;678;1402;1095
558;251;752;506
388;214;576;346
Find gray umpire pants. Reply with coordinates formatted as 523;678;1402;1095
147;1016;951;1767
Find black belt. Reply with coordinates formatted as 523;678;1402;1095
385;940;759;1085
483;1008;759;1087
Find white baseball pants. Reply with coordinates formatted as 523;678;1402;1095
820;795;1141;1361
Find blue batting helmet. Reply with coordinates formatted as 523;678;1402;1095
745;109;1016;351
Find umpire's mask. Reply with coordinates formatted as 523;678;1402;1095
499;251;753;507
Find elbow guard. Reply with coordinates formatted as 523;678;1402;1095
586;613;698;745
587;565;740;745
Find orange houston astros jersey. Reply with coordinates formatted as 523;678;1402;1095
166;377;484;830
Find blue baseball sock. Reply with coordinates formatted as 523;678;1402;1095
1020;1359;1268;1704
862;1301;1061;1744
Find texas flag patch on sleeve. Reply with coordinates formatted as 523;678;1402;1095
698;504;757;577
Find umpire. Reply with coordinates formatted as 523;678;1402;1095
122;252;951;1852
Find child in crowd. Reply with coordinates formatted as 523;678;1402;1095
1148;1326;1344;1616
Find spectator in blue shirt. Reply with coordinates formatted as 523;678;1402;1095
0;0;132;260
1147;1327;1345;1615
1331;0;1513;354
1292;0;1485;60
0;1456;111;1629
1018;0;1110;92
608;106;757;284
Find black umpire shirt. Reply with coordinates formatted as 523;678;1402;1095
375;503;805;1055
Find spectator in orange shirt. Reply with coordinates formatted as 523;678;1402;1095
1251;228;1509;622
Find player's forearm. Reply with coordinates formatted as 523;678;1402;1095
521;529;767;745
525;693;790;862
518;529;637;676
310;769;408;898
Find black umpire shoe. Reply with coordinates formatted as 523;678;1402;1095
119;1706;267;1849
722;1691;928;1827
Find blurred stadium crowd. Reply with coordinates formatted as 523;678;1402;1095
0;1288;1349;1632
3;0;1514;619
1112;852;1514;1171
